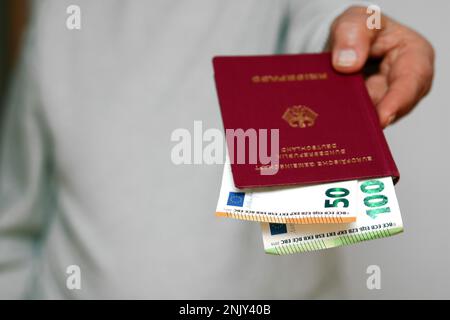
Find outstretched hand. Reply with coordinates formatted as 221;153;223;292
330;6;434;128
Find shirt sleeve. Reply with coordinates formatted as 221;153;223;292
0;40;53;299
285;0;369;53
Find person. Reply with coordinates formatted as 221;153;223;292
0;0;434;299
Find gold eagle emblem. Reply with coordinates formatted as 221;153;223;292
282;105;318;128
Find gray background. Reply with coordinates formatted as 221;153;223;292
340;0;450;299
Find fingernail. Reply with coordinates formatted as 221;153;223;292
387;115;396;126
336;49;357;67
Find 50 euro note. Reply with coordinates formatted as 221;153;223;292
260;177;403;255
216;163;358;224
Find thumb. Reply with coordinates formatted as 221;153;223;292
331;7;379;73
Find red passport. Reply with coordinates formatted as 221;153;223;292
213;53;399;189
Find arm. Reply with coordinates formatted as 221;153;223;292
0;45;52;299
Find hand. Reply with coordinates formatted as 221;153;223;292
330;6;435;128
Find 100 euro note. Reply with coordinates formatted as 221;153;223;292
260;177;403;254
216;163;358;224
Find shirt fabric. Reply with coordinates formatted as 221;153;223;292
0;0;359;299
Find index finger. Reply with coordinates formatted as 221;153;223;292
376;45;434;127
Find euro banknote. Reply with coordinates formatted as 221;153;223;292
260;177;403;254
216;163;358;224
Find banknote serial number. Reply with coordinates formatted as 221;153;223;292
278;222;397;245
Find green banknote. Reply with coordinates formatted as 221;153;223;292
261;177;403;254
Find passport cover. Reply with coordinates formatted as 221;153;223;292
213;53;399;189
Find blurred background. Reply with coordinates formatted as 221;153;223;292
0;0;449;299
